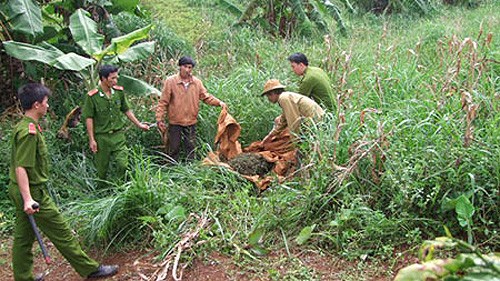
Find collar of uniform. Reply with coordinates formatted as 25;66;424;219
300;66;309;82
23;115;37;125
97;84;113;97
174;73;194;85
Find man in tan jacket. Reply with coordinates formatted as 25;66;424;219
261;79;324;143
156;56;227;162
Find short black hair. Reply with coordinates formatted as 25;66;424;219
178;56;196;67
287;53;309;66
99;65;119;80
17;83;51;110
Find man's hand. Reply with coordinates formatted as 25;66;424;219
89;139;98;153
157;120;167;133
24;199;39;215
262;132;274;144
138;122;150;131
220;101;228;110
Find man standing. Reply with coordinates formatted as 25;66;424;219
82;65;149;186
288;52;334;109
156;56;227;162
261;79;324;142
9;83;118;281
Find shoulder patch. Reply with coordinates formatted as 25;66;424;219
112;85;124;91
88;89;98;96
28;123;37;135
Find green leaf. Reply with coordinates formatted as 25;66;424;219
295;224;316;245
51;52;95;71
249;245;269;256
93;24;152;60
138;216;157;224
3;41;63;63
7;0;43;36
462;272;500;281
218;0;243;17
165;206;186;222
248;228;265;246
117;41;155;63
109;0;139;13
70;9;104;55
456;195;474;227
118;74;161;96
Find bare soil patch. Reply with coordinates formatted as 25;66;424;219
0;237;418;280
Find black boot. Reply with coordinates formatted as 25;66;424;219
87;264;119;279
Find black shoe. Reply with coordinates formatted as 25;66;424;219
87;264;119;279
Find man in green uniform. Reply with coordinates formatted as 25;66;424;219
288;52;335;109
82;65;149;187
261;79;324;142
9;83;118;281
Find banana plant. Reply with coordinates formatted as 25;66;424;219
3;7;159;95
218;0;347;37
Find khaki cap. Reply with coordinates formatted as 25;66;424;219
261;79;285;96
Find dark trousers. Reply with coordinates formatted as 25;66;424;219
168;124;196;162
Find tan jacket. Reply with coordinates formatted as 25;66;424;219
272;92;324;135
156;73;222;126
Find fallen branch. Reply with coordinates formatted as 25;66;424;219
145;212;212;281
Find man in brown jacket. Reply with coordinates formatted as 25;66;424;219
156;56;227;162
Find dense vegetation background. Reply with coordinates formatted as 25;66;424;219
1;0;498;279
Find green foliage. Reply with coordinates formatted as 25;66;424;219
395;234;500;280
1;2;499;279
6;0;43;37
112;11;193;59
219;0;348;37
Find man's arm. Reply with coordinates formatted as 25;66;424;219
298;75;314;97
86;118;98;153
156;79;172;132
15;166;38;214
125;110;149;131
197;79;227;109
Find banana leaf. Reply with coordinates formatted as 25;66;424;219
7;0;43;37
51;52;95;71
117;41;155;63
69;9;104;56
3;41;63;63
118;74;160;96
3;41;95;71
93;24;152;61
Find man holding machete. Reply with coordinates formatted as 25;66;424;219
8;83;118;281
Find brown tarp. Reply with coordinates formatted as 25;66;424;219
203;108;297;190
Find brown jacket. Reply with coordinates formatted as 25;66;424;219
156;73;222;126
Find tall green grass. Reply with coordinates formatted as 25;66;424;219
0;0;498;273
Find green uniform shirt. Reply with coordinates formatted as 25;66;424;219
9;116;49;185
298;66;334;109
81;85;130;134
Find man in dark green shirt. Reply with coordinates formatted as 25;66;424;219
288;53;335;109
9;83;118;281
82;65;149;187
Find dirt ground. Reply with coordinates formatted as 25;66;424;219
0;238;418;281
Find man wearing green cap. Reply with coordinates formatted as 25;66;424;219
261;79;324;143
82;65;149;187
9;83;118;281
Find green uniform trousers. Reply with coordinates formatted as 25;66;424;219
8;182;99;281
94;132;128;186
